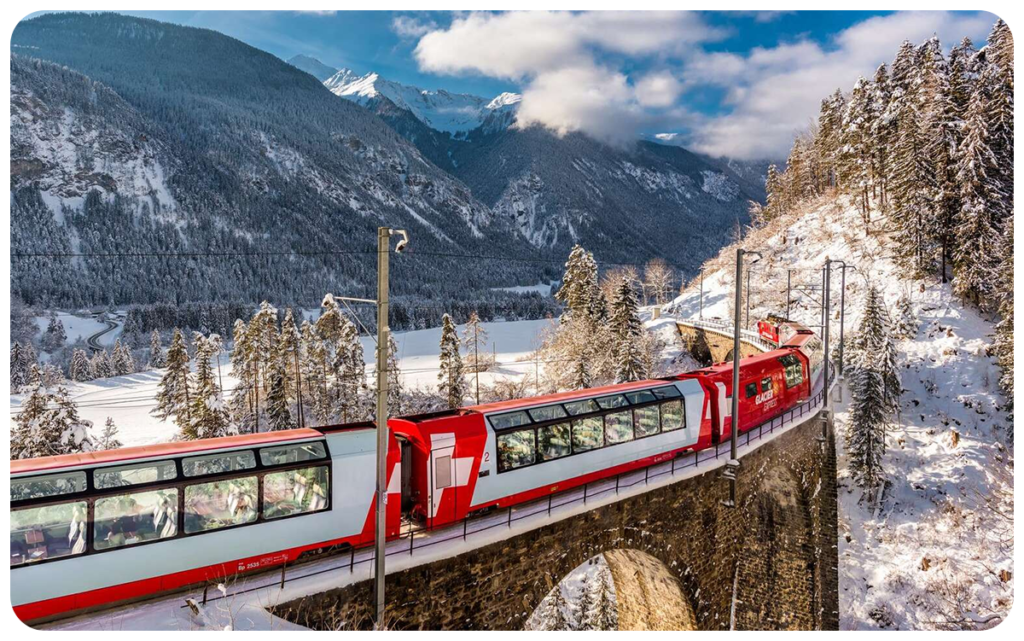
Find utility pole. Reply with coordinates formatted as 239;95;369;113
821;258;832;440
724;248;761;507
474;322;481;405
331;227;409;629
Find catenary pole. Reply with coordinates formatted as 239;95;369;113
374;226;391;628
725;248;761;507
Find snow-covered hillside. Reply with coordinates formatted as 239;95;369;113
664;195;1013;629
323;69;520;134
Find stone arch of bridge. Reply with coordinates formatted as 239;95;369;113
602;549;697;631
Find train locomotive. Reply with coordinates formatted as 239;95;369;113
10;321;820;623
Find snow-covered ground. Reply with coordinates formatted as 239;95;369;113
32;311;123;349
665;195;1014;630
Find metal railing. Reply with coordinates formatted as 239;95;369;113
187;365;836;610
676;317;777;353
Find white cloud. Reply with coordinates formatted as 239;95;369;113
391;16;438;39
685;11;995;159
410;11;725;144
406;10;996;157
635;71;683;108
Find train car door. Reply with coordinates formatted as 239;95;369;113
428;437;457;528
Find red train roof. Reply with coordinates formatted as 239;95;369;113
10;428;326;476
466;378;674;415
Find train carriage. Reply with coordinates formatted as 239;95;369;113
10;320;825;624
10;427;401;623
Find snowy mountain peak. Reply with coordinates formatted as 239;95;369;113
286;54;338;82
324;71;519;134
486;92;522;111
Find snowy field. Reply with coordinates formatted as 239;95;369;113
32;310;124;349
668;196;1014;629
10;318;555;447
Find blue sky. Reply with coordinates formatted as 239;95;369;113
23;10;998;158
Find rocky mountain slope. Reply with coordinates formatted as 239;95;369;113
10;13;542;308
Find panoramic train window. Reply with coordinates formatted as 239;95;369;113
651;386;681;399
11;471;86;502
259;442;327;467
93;489;178;550
596;394;629;410
780;354;804;389
182;450;256;478
625;390;656;405
537;423;571;461
10;501;87;566
497;429;536;471
95;461;177;489
604;410;634;445
634;406;660;437
529;404;568;423
564;399;600;416
262;466;330;519
661;400;685;431
745;382;758;398
490;411;531;430
184;476;258;533
572;416;604;452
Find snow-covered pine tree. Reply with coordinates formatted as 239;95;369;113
993;220;1014;416
985;20;1013;222
250;301;280;394
555;245;599;323
12;369;95;459
10;342;28;390
184;333;232;440
437;313;466;409
229;319;259;433
69;348;93;381
952;81;1003;308
544;584;571;631
888;40;933;274
573;572;595;631
149;329;165;368
279;308;303;413
846;286;893;501
840;76;875;218
152;328;191;426
869;63;894;211
40;363;65;388
300;320;332;425
334;316;367;422
764;164;784;221
383;334;403;416
90;350;113;379
892;294;918;340
927;43;961;282
111;339;135;376
611;279;646;383
264;341;294;431
591;568;617;630
41;314;67;352
815;89;846;189
462;311;490;404
98;417;122;450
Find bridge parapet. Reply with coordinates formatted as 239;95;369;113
674;318;773;364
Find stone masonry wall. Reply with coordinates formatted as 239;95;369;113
274;415;839;630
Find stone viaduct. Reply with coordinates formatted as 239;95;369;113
274;415;839;631
675;320;766;365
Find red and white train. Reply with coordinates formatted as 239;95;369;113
10;321;822;623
